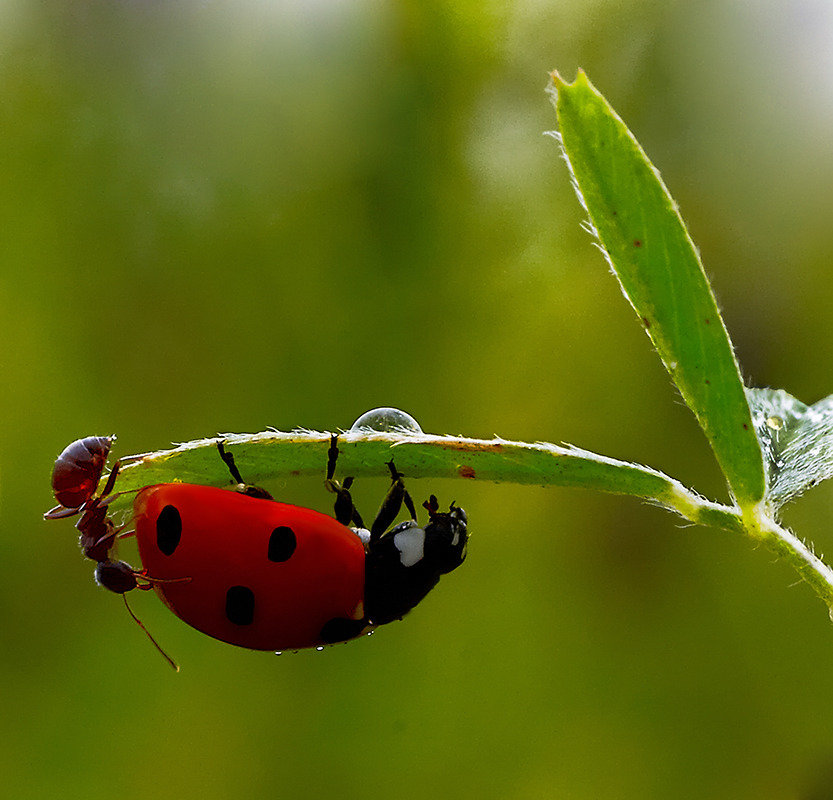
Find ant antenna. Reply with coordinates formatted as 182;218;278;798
121;594;180;672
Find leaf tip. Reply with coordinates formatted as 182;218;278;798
547;69;593;111
548;68;591;90
549;69;566;89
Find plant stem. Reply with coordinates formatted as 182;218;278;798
742;504;833;610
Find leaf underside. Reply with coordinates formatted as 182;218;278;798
748;388;833;507
99;430;695;520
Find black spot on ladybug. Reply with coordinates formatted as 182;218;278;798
320;617;365;644
156;505;182;556
268;526;297;562
225;586;255;625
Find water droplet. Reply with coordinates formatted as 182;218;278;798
275;651;282;656
766;416;784;431
316;646;324;651
349;407;423;434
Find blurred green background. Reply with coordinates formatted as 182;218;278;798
5;1;833;798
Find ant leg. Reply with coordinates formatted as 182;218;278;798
324;435;365;528
370;461;417;542
44;503;83;520
98;460;122;499
217;441;272;500
44;476;135;521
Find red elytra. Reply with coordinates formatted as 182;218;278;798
134;483;367;651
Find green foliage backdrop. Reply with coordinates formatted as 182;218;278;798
5;2;833;798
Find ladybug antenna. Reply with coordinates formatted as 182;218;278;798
121;593;180;672
423;495;440;516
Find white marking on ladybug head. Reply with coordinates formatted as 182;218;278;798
393;524;426;567
351;527;371;549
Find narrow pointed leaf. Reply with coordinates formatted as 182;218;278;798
79;429;739;533
549;71;765;506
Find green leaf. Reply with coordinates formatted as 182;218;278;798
96;430;741;534
748;388;833;507
548;71;765;507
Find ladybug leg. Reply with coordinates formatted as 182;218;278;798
217;441;273;500
369;461;417;542
218;440;246;483
324;435;365;528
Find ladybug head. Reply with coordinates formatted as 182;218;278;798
363;499;468;626
422;500;468;574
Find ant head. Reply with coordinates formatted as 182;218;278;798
94;560;138;594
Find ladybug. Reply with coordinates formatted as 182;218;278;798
133;436;468;651
46;434;468;659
